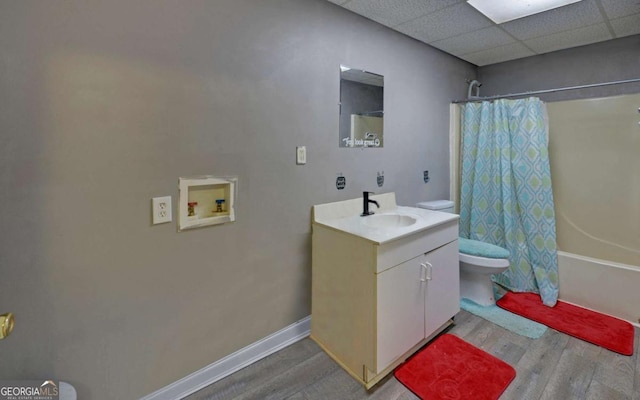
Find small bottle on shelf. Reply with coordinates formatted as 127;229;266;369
215;199;225;213
187;202;198;217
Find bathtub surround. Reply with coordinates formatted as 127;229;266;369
459;98;559;306
546;93;640;267
544;93;640;325
0;0;475;398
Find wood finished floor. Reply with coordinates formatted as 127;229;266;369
185;310;640;400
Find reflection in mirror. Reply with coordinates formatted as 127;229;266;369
339;65;384;148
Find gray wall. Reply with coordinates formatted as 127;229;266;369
0;0;474;398
478;35;640;102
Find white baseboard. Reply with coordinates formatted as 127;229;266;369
140;316;311;400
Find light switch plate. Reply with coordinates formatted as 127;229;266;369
296;146;307;165
152;196;172;224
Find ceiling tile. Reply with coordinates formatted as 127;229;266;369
461;42;536;66
524;23;613;53
599;0;640;19
430;27;516;56
501;0;604;40
610;13;640;37
344;0;462;27
395;2;493;43
324;0;635;66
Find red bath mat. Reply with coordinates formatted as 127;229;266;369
394;334;516;400
497;292;634;355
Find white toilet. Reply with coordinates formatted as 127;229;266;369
416;200;510;306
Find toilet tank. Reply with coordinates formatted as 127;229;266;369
416;200;455;214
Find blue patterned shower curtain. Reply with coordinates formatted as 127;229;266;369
459;97;559;306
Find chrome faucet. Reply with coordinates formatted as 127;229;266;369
361;191;379;216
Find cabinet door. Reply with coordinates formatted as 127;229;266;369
376;255;425;373
424;241;460;337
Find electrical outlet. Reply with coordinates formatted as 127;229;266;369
296;146;307;165
152;196;172;224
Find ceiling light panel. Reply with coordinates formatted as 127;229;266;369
467;0;583;24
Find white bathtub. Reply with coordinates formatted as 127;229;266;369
558;251;640;327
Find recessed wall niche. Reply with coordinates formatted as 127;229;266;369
178;176;237;231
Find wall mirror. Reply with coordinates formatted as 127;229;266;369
339;65;384;148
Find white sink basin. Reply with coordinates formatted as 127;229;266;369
362;213;417;228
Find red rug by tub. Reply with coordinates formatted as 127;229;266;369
394;334;516;400
497;292;634;355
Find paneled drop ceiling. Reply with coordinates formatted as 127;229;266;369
326;0;640;66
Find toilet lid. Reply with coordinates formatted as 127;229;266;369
459;237;510;259
416;200;455;210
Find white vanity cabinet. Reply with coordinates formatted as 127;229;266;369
311;194;459;389
376;240;459;375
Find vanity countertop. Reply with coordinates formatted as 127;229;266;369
313;205;459;245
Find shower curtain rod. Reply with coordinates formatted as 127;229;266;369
452;77;640;104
